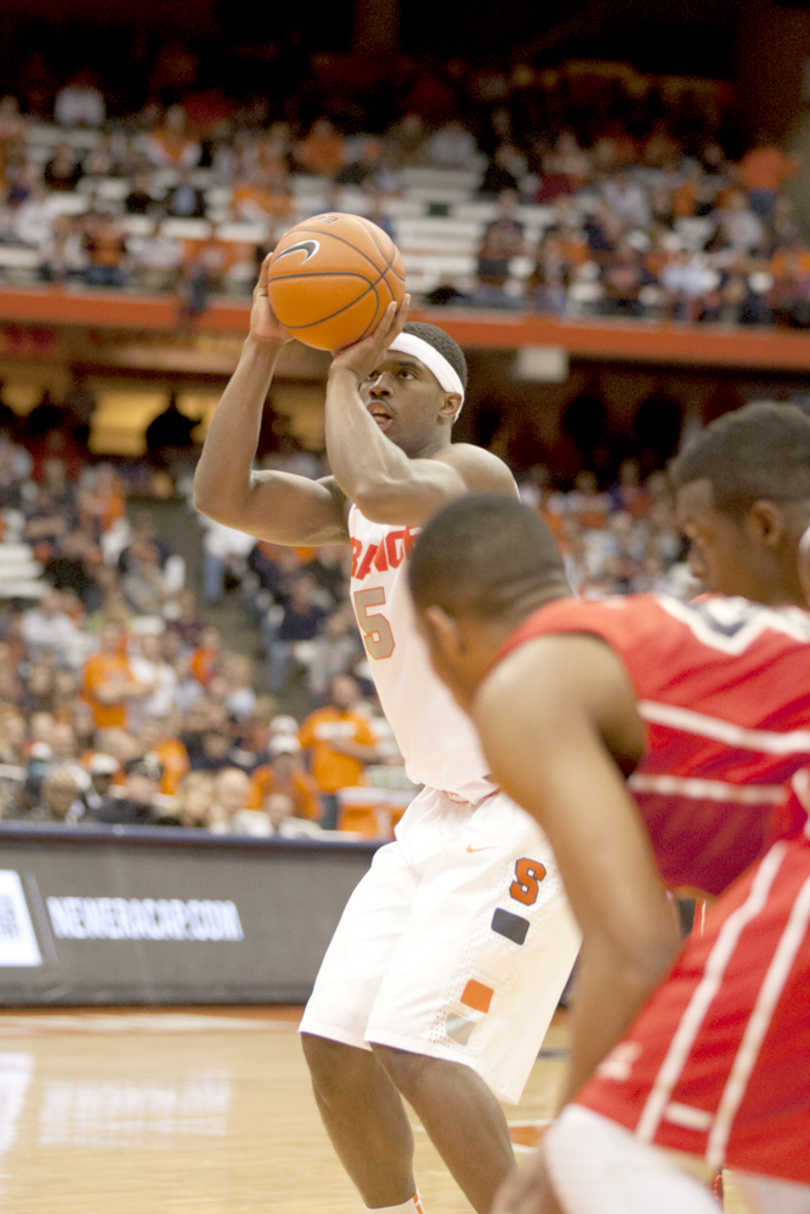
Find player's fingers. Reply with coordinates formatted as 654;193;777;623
378;299;398;336
256;252;273;293
390;294;411;340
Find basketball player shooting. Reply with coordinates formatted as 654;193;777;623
408;403;810;1214
193;256;581;1214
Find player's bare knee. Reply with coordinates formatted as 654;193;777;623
301;1033;370;1097
371;1043;434;1098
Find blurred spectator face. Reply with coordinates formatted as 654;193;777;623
39;589;63;618
214;767;249;817
0;712;24;757
27;663;55;704
223;653;251;688
177;771;215;827
124;758;162;806
87;752;118;796
29;711;55;747
202;729;231;763
139;633;163;663
96;727;139;767
99;622;124;655
330;675;360;712
290;573;316;609
42;768;81;819
497;190;518;217
264;792;294;831
269;734;301;780
138;719;162;752
200;626;220;651
50;723;77;760
162;631;183;663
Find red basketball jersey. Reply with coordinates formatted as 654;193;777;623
497;594;810;895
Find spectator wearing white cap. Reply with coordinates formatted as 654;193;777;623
246;733;323;822
90;754;163;825
84;752;120;817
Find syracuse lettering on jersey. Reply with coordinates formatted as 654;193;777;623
351;528;419;581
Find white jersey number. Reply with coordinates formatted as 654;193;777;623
354;587;395;659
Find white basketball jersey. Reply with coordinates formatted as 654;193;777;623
348;505;494;801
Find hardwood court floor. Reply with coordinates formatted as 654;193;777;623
0;1008;750;1213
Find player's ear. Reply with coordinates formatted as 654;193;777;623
747;499;783;547
422;604;465;661
440;393;461;421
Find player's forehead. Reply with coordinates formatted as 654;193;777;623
364;353;438;384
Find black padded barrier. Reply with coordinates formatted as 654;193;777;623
0;823;379;1005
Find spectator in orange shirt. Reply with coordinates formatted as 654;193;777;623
232;167;294;223
295;118;345;177
137;716;190;796
190;624;221;688
80;622;143;730
740;135;799;220
79;464;126;537
298;675;378;829
246;734;323;820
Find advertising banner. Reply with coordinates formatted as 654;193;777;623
0;824;377;1005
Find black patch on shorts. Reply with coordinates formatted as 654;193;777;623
491;908;529;945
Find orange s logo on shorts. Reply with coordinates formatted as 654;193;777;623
510;857;547;907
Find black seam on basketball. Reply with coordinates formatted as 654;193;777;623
359;218;406;282
275;223;390;274
278;280;382;330
271;250;398;329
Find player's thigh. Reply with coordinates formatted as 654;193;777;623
299;839;420;1049
366;792;581;1103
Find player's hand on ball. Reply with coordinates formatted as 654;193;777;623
329;295;410;380
492;1146;563;1214
250;254;293;346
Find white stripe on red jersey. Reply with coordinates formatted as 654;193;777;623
496;593;810;894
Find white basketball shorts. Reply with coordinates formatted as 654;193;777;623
299;785;581;1103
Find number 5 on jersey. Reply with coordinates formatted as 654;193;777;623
354;588;395;659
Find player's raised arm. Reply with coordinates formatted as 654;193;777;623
193;256;349;547
474;635;680;1105
324;301;515;527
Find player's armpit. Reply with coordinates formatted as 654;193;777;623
473;634;681;1102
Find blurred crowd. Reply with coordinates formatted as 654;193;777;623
0;409;414;836
0;386;700;837
464;139;804;323
0;45;806;325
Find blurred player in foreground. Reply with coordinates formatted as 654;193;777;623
408;403;810;1213
194;259;581;1213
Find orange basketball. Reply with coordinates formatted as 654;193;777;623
266;212;406;350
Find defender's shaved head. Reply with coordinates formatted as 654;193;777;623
409;494;569;621
672;403;810;520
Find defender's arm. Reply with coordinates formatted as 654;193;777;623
474;633;680;1105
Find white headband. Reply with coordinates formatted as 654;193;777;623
388;332;465;419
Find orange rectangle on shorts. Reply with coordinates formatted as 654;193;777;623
461;979;494;1014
